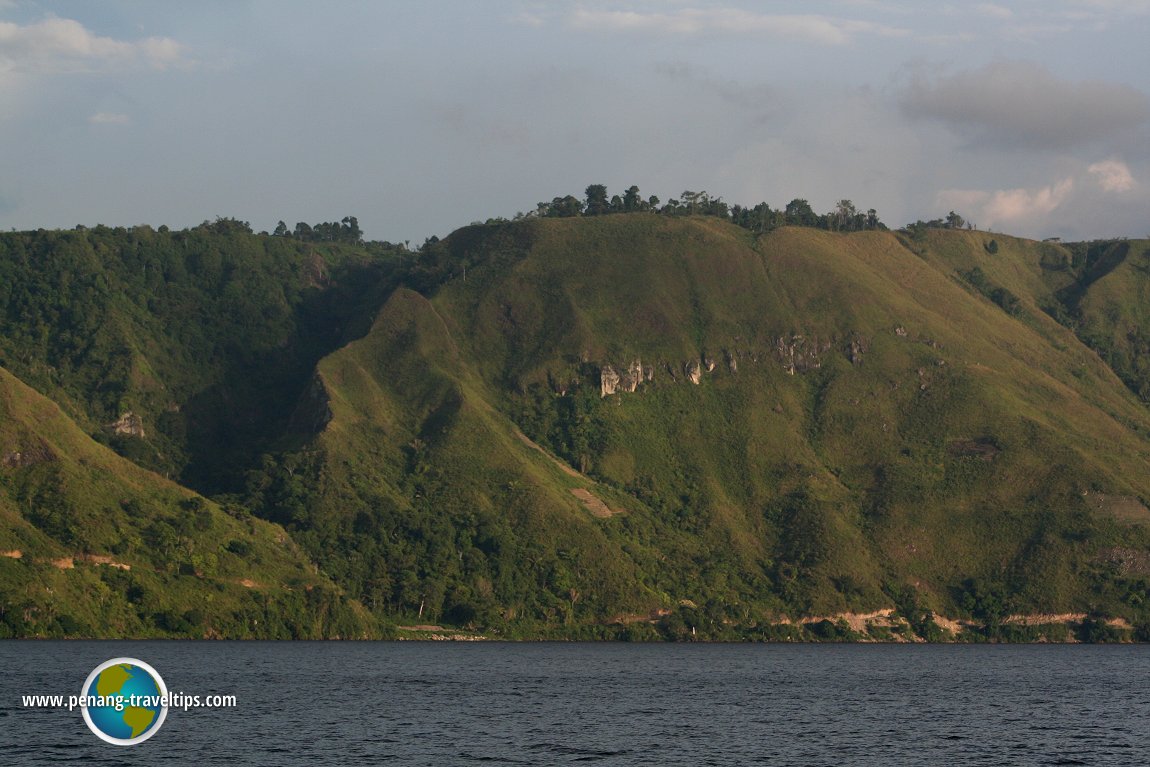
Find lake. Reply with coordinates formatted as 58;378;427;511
2;642;1147;765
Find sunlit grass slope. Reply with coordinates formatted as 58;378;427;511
0;367;375;638
277;216;1150;636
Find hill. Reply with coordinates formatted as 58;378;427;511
0;366;376;638
0;221;400;493
243;216;1150;640
5;215;1150;639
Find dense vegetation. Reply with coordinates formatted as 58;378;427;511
527;184;886;235
4;195;1150;640
0;218;403;491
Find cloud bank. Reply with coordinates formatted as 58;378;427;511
569;7;908;44
937;159;1143;235
0;17;185;74
902;60;1150;149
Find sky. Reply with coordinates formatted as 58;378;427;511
0;1;1147;243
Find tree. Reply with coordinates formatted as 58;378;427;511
584;184;609;216
340;216;362;243
946;211;966;230
834;199;857;231
199;217;252;236
680;190;704;214
548;195;583;218
273;221;289;237
743;202;777;233
784;198;816;226
623;185;643;212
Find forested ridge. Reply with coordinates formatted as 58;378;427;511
3;190;1150;641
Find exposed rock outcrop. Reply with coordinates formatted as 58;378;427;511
846;336;867;365
600;360;648;397
593;336;861;395
600;365;621;397
2;439;56;468
775;335;831;375
108;411;145;438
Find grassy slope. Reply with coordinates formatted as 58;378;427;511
306;288;665;629
286;216;1150;634
0;367;376;638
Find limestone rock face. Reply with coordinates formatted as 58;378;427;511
590;344;786;396
108;411;145;438
846;337;867;365
625;360;644;392
601;360;647;397
600;364;622;397
725;350;738;374
774;335;831;375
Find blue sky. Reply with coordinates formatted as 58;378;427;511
1;1;1147;241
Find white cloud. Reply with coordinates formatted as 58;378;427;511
975;3;1015;19
568;8;909;44
936;159;1146;236
0;17;186;74
89;112;131;126
938;179;1073;230
989;178;1074;221
1088;159;1137;192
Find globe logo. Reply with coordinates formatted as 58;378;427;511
80;658;168;745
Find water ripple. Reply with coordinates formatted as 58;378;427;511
3;643;1150;766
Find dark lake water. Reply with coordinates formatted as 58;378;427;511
2;641;1149;765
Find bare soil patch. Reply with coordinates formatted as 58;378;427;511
569;488;623;518
1086;492;1150;525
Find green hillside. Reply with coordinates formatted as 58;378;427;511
242;216;1150;640
0;366;376;638
5;214;1150;640
0;221;400;492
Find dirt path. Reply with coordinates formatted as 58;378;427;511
513;427;624;517
40;553;131;571
1004;612;1086;626
513;428;581;477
